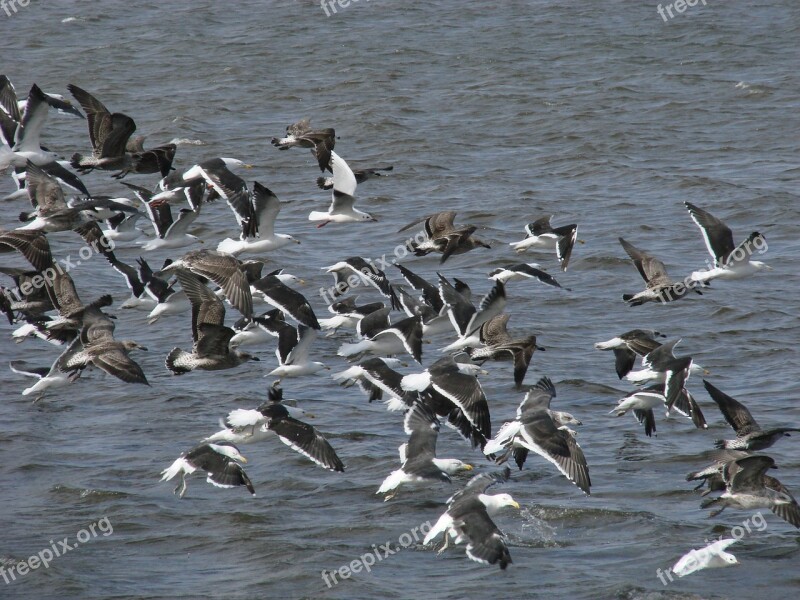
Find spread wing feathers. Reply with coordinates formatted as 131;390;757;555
703;379;760;436
619;237;671;286
330;151;357;196
268;417;345;471
685;202;735;266
175;269;225;341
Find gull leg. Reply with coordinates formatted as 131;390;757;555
176;474;188;498
436;535;450;555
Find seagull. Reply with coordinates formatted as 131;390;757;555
229;309;286;348
9;342;83;400
438;276;506;352
487;263;565;289
324;257;400;310
333;357;414;411
509;216;579;271
67;84;176;178
700;455;800;528
0;266;55;332
160;442;255;499
594;329;666;379
609;385;666;437
423;467;519;569
484;377;591;494
625;339;705;411
703;380;800;451
159;157;252;199
672;539;739;578
609;384;706;436
138;257;191;323
0;229;53;271
0;82;82;169
100;210;147;245
308;151;376;226
393;265;462;337
396;287;452;337
271;118;336;172
399;211;490;264
133;185;203;251
318;297;385;335
619;237;701;305
685;202;771;284
338;309;423;363
17;163;138;233
466;313;545;390
203;383;344;471
59;309;149;385
3;159;89;200
165;270;259;374
161;249;253;318
401;355;491;449
686;450;751;495
216;182;299;255
377;400;473;499
267;322;328;379
250;275;320;330
395;264;446;315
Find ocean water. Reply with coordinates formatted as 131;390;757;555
1;1;799;598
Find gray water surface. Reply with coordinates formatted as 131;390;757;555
1;1;799;599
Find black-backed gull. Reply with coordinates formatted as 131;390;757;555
484;377;590;494
594;328;666;379
619;237;701;305
685;201;770;283
377;399;473;498
423;467;519;569
509;216;578;271
160;442;255;499
267;322;327;379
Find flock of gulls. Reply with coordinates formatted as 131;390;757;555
0;76;794;575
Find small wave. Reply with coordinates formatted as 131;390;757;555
169;138;206;146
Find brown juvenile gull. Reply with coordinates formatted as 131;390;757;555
68;84;176;178
59;311;148;385
400;211;490;264
161;249;253;318
703;380;800;451
165;270;259;374
700;455;800;528
466;313;545;390
619;237;701;306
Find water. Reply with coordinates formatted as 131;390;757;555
1;1;799;598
